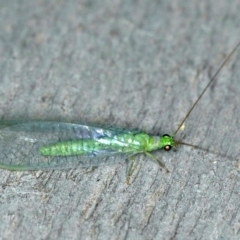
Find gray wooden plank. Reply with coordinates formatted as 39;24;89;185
0;0;240;239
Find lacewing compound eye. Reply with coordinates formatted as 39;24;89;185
164;145;172;151
162;134;170;137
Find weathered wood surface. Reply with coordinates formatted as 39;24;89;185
0;1;240;239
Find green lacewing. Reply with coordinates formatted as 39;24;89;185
0;41;239;182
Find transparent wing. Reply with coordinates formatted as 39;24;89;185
0;120;139;171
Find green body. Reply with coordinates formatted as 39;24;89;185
40;133;175;156
0;121;175;176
